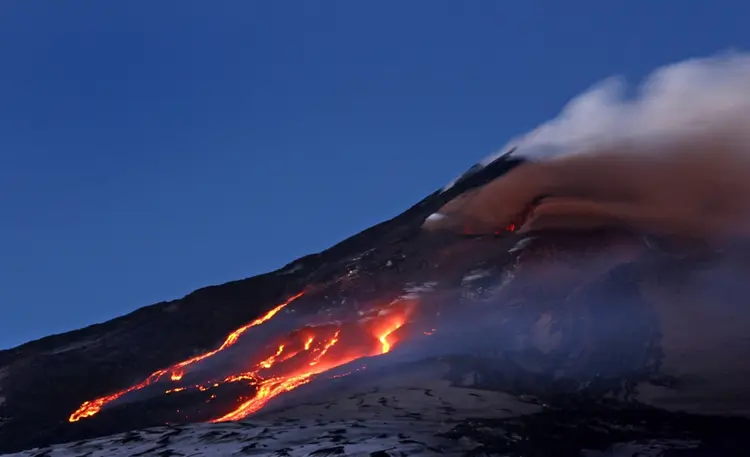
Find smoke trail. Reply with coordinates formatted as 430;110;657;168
428;52;750;244
494;51;750;161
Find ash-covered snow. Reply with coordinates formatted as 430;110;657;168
400;281;438;300
0;360;710;457
1;357;533;457
461;269;491;284
0;420;704;457
425;212;447;223
1;419;459;457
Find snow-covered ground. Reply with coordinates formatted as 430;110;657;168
2;359;537;457
0;417;701;457
2;358;713;457
2;419;456;457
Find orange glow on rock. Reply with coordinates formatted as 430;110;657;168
68;292;416;426
210;310;409;423
67;292;304;423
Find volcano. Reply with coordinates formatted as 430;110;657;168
2;148;750;456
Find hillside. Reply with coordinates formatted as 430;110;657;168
2;149;750;456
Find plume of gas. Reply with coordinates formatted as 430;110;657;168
494;52;750;162
430;53;750;244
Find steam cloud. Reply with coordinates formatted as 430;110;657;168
436;52;750;243
493;51;750;161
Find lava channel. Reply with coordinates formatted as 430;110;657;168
209;305;412;422
69;292;417;424
67;291;304;423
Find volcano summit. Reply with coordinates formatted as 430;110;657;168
2;53;750;456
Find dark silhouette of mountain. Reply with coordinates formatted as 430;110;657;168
1;151;749;456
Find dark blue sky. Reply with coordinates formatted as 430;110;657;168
1;1;746;348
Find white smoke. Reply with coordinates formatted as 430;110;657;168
433;51;750;240
464;51;750;176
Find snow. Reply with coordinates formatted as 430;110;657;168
0;349;721;456
400;282;438;300
461;270;491;284
424;213;446;223
1;359;539;457
442;51;750;192
6;50;750;457
0;397;705;457
0;419;453;457
508;236;536;254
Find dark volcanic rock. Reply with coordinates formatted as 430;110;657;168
2;152;750;455
0;156;527;453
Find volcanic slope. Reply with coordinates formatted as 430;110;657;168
0;155;526;452
4;358;749;457
2;151;750;456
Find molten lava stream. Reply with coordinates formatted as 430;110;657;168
210;312;408;422
68;291;305;423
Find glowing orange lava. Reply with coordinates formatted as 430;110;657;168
210;311;408;423
378;317;405;353
69;292;415;426
68;291;304;423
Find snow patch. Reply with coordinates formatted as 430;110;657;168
508;236;536;254
461;270;491;284
347;248;376;264
0;367;536;457
425;212;447;223
400;282;438;300
0;420;452;457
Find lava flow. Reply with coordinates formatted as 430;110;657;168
68;291;305;423
69;291;417;425
210;306;411;422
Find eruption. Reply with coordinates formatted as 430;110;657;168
68;292;416;424
210;300;411;422
63;49;750;445
429;53;750;244
68;292;304;423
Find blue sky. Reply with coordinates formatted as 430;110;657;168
1;1;747;349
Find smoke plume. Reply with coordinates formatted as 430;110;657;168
429;52;750;244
